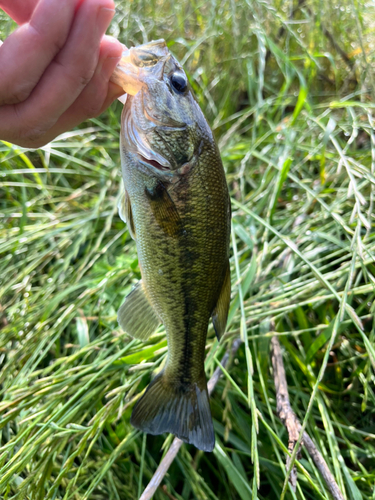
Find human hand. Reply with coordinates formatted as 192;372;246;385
0;0;125;148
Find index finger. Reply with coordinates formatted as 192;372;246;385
0;0;78;105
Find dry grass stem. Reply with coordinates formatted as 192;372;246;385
271;336;345;500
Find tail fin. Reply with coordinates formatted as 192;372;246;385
131;372;215;452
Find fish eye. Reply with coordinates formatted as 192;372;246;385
131;50;158;67
170;72;188;93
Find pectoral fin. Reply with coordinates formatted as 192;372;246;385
212;262;231;340
118;281;160;341
145;181;182;238
118;189;136;240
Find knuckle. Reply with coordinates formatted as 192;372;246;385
0;85;32;105
19;135;45;149
78;71;95;89
54;57;96;91
79;80;108;118
16;122;47;149
82;97;104;118
66;64;96;91
28;22;65;56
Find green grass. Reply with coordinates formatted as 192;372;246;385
1;0;375;498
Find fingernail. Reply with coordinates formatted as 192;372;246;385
97;7;115;35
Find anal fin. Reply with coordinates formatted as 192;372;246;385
212;261;231;340
118;281;160;341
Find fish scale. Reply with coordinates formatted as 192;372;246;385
113;40;231;451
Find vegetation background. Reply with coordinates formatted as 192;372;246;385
1;0;375;498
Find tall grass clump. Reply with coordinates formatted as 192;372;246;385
1;0;375;498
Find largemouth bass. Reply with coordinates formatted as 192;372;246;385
111;40;231;452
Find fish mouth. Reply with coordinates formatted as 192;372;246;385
111;40;170;95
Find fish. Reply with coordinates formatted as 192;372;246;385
111;40;231;452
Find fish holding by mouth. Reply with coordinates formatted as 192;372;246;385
111;40;231;452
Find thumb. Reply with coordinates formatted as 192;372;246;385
0;0;39;24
